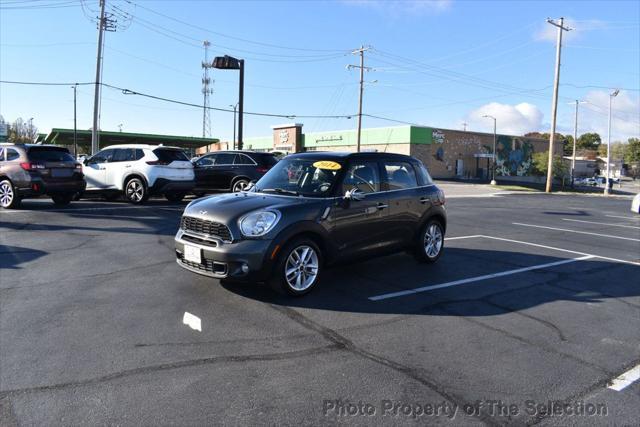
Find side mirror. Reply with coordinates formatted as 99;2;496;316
344;188;365;201
83;157;91;165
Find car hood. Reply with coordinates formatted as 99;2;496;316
182;191;316;224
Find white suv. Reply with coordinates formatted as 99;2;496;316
81;144;195;203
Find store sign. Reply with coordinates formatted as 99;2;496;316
432;129;445;144
279;129;289;145
315;135;343;143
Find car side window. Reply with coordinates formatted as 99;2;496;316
215;153;236;165
196;155;216;167
233;154;254;165
0;148;5;161
6;149;20;161
134;149;145;160
413;161;433;186
90;149;114;164
113;149;135;162
342;161;381;194
384;161;418;190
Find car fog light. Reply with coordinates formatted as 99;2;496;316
241;263;249;274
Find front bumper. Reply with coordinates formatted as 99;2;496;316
174;229;274;282
150;179;195;195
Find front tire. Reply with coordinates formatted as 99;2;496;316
269;238;323;296
51;194;73;206
0;179;20;209
415;219;444;263
124;177;148;204
165;192;185;202
232;179;250;192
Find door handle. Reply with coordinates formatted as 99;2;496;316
419;197;429;204
376;203;388;210
124;165;131;168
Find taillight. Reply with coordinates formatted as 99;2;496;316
146;160;169;165
20;162;45;171
256;166;269;174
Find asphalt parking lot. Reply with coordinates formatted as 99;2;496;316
1;190;639;425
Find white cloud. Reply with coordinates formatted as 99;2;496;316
342;0;452;16
466;102;544;135
578;90;640;141
534;18;606;43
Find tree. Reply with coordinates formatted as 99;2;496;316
577;132;601;151
7;117;37;143
531;151;569;179
625;137;640;163
524;132;573;156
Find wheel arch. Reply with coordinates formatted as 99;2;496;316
122;173;148;191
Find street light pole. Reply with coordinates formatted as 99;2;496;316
568;100;585;187
237;59;244;150
483;114;497;185
72;84;77;157
605;89;619;195
230;103;238;150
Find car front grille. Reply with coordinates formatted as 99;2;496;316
176;251;227;276
180;216;232;241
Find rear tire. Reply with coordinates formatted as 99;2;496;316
165;192;185;202
269;238;323;296
124;177;148;204
415;219;444;263
0;179;20;209
51;194;73;206
232;179;250;192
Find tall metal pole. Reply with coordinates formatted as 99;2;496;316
545;17;571;193
91;0;106;155
73;84;77;157
571;100;578;186
237;59;244;150
356;46;365;153
605;89;619;195
492;118;497;184
232;104;237;150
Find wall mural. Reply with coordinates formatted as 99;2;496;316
495;136;534;176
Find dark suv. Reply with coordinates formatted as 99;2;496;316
192;151;278;194
175;152;446;296
0;143;86;209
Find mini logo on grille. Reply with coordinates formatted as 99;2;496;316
199;210;207;215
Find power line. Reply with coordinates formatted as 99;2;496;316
0;80;94;86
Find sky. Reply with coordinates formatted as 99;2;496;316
1;0;639;143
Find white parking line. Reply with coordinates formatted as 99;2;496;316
444;235;482;241
513;222;640;242
608;364;640;391
369;255;594;301
606;214;640;221
562;218;640;230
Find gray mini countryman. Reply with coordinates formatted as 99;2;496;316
175;152;446;296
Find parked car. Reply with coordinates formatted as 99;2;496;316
175;152;446;296
632;193;640;214
191;151;278;195
79;144;195;203
0;143;86;209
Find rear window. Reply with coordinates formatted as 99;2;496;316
152;148;189;163
28;147;74;162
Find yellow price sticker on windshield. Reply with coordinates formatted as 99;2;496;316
313;160;342;170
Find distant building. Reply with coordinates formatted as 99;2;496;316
217;123;559;181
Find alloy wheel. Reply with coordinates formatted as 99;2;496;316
233;180;249;192
284;245;319;291
0;181;14;208
126;180;144;202
424;223;443;259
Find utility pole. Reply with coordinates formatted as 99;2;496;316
230;103;238;150
72;84;77;157
202;40;214;139
483;115;497;185
91;0;116;155
462;122;468;132
605;89;620;195
348;46;372;152
544;17;571;193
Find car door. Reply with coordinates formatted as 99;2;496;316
83;149;113;189
382;159;425;247
233;153;257;180
211;152;237;189
106;148;134;189
328;159;392;258
194;154;217;190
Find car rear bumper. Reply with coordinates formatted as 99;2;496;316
174;229;274;282
150;179;195;195
16;177;86;197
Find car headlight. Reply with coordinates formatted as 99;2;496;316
238;210;280;237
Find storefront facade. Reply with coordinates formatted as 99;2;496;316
240;123;556;180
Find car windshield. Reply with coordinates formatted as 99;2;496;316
254;157;342;197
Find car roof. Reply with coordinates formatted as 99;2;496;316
0;143;68;150
101;144;183;150
201;150;273;156
285;151;416;161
